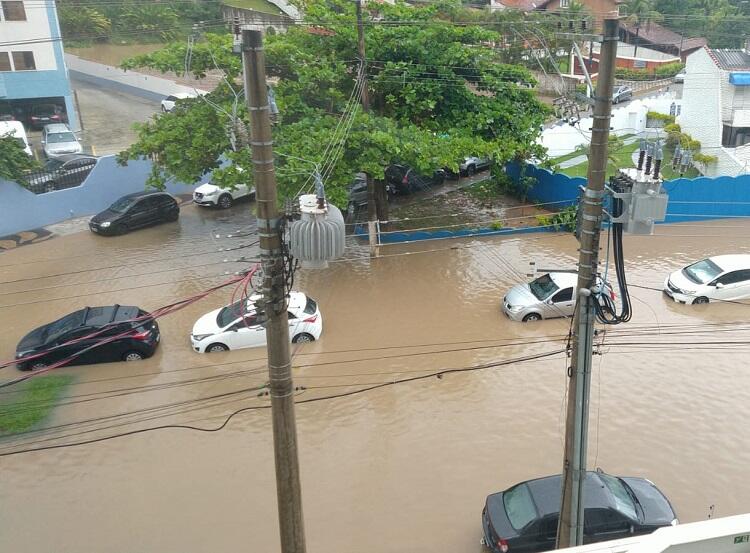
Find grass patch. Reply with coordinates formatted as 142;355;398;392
222;0;284;15
0;375;73;436
560;139;641;179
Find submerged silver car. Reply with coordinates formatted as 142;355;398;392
502;272;578;322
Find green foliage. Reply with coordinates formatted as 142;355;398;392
654;0;749;48
117;3;181;42
536;205;577;232
693;152;718;165
0;375;73;435
0;136;37;183
59;5;111;40
647;111;675;123
615;62;684;81
119;0;549;205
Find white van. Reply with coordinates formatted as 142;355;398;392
0;120;32;157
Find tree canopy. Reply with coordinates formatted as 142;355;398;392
118;0;550;206
0;137;36;183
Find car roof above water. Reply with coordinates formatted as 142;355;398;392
707;254;750;271
547;272;578;288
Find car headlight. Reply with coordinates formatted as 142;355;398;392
508;304;523;312
192;334;212;341
100;221;111;228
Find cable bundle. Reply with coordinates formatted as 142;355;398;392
595;186;632;325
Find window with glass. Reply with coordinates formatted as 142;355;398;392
683;258;723;285
529;274;560;300
1;1;26;21
503;484;538;530
552;287;574;303
12;51;35;71
0;52;10;71
722;125;750;148
599;474;638;521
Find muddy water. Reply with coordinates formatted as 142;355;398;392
1;207;750;553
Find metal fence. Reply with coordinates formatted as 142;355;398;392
21;161;96;194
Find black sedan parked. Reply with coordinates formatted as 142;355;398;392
15;305;160;371
384;164;446;194
482;471;677;553
89;191;179;235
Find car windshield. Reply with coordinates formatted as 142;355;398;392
683;258;722;284
503;484;538;530
44;310;85;341
108;197;137;213
43;158;64;171
528;274;560;300
34;105;57;116
216;300;254;328
599;474;638;521
47;132;76;143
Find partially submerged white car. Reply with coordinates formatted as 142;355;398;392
193;181;255;209
664;254;750;304
190;292;323;353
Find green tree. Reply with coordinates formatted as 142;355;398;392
119;0;549;205
59;5;111;41
0;137;37;183
623;0;663;57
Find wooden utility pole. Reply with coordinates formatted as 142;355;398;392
556;17;619;550
242;29;307;553
355;0;370;111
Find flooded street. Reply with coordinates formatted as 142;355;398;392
1;204;750;553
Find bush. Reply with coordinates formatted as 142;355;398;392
615;62;684;81
536;205;577;232
59;6;111;40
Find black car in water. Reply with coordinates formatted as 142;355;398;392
482;471;677;553
15;305;160;371
89;191;179;235
384;164;446;194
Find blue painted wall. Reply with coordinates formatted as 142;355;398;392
0;155;196;236
510;163;750;224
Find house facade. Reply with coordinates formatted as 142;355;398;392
0;1;78;129
681;47;750;177
490;0;621;31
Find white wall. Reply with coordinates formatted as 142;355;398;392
0;1;57;71
540;91;681;158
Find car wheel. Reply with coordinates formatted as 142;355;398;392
207;343;229;353
122;351;144;362
167;210;179;222
161;105;168;113
218;194;233;209
693;296;709;305
113;223;127;235
466;165;476;177
522;313;542;322
292;333;315;344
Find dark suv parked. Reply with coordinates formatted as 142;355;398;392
384;164;446;194
15;305;160;370
89;191;179;236
482;471;677;553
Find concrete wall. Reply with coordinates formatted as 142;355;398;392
0;155;197;236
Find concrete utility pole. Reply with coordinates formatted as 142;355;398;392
242;29;307;553
355;0;379;257
556;17;620;550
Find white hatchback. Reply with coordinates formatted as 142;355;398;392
161;92;197;113
664;254;750;304
190;292;323;353
193;181;254;209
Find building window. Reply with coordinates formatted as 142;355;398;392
1;1;26;21
560;0;570;7
12;51;35;70
722;125;750;148
0;52;10;71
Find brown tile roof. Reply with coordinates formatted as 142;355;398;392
622;21;706;52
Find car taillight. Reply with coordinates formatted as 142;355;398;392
132;329;152;340
51;114;60;119
497;538;509;553
303;315;317;323
402;175;408;184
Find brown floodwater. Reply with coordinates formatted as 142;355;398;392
67;43;166;67
1;204;749;552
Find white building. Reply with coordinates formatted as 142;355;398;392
0;1;78;129
681;46;750;176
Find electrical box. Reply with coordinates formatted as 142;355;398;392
608;169;669;235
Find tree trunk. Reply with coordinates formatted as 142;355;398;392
633;25;640;58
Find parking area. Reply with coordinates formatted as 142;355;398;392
1;205;750;552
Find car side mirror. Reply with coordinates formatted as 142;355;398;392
546;299;554;305
229;327;238;332
716;282;724;289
